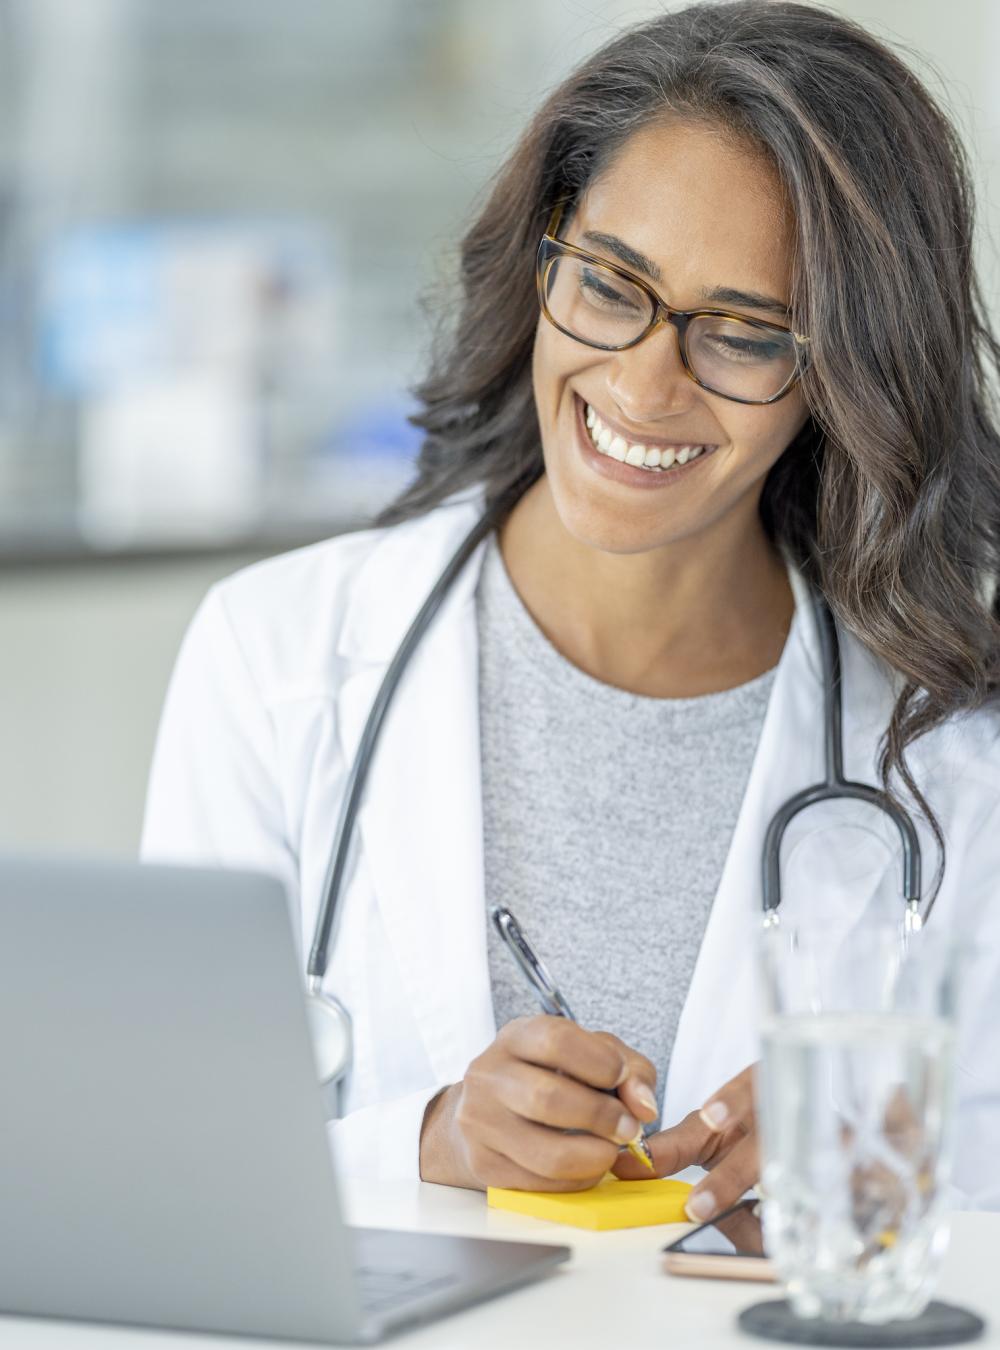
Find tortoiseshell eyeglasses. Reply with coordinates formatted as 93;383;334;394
535;202;810;405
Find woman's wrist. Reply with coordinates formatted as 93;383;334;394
419;1083;481;1189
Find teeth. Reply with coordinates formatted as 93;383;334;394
583;403;708;473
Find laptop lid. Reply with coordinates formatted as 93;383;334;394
0;855;365;1343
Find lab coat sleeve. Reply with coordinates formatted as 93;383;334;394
140;584;297;899
141;585;450;1185
948;794;1000;1210
328;1085;448;1182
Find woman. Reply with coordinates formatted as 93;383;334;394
141;0;1000;1217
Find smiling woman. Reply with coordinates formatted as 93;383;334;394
142;1;1000;1217
383;0;1000;760
508;116;809;699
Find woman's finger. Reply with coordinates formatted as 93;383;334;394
500;1016;629;1091
612;1064;762;1181
469;1142;609;1194
495;1060;641;1145
612;1107;715;1179
469;1097;620;1184
618;1075;660;1124
697;1063;756;1136
684;1130;761;1222
591;1031;659;1122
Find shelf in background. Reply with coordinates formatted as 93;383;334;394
0;514;370;569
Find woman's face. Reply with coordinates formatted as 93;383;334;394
531;117;809;557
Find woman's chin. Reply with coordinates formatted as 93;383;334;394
543;460;689;556
550;488;685;556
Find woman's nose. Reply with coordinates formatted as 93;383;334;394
606;319;698;422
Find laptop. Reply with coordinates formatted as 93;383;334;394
0;855;570;1344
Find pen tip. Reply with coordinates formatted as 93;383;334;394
628;1137;655;1171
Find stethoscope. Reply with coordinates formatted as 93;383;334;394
304;491;924;1117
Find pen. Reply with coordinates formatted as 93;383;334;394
490;904;655;1172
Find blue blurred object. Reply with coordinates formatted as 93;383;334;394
323;397;424;464
37;218;338;397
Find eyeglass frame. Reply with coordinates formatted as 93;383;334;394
535;200;811;406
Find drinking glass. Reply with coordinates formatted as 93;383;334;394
756;921;960;1324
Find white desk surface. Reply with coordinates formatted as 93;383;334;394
1;1178;995;1349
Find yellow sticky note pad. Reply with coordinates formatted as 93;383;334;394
487;1174;693;1231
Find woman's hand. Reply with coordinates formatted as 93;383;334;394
612;1062;758;1221
419;1016;660;1191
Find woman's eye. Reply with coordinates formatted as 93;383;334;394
707;334;784;362
579;270;641;312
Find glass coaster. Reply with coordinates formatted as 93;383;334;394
737;1299;986;1347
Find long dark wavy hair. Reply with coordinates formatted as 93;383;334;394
378;0;1000;897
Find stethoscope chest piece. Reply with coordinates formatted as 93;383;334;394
305;982;353;1117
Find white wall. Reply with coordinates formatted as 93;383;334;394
0;552;268;856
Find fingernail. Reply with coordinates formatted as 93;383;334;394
685;1189;716;1222
634;1083;658;1117
615;1112;640;1145
699;1100;729;1131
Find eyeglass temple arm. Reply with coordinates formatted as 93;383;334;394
545;200;568;237
761;591;922;919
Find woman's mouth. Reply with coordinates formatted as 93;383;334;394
573;394;718;489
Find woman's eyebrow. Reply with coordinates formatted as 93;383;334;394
703;285;791;319
579;228;791;318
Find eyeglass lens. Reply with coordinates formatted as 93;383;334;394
541;253;799;402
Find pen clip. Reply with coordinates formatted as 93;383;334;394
490;905;576;1020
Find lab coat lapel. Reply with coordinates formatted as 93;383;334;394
661;571;902;1124
335;502;495;1087
334;505;916;1118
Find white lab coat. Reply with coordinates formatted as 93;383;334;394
141;490;1000;1206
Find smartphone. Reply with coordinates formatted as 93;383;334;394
661;1198;775;1282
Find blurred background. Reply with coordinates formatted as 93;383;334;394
0;0;996;855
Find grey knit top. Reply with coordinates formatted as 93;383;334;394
477;533;775;1119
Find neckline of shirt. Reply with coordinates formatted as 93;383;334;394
477;531;780;725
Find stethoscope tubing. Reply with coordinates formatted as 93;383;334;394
761;588;922;925
308;499;926;994
307;490;521;986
